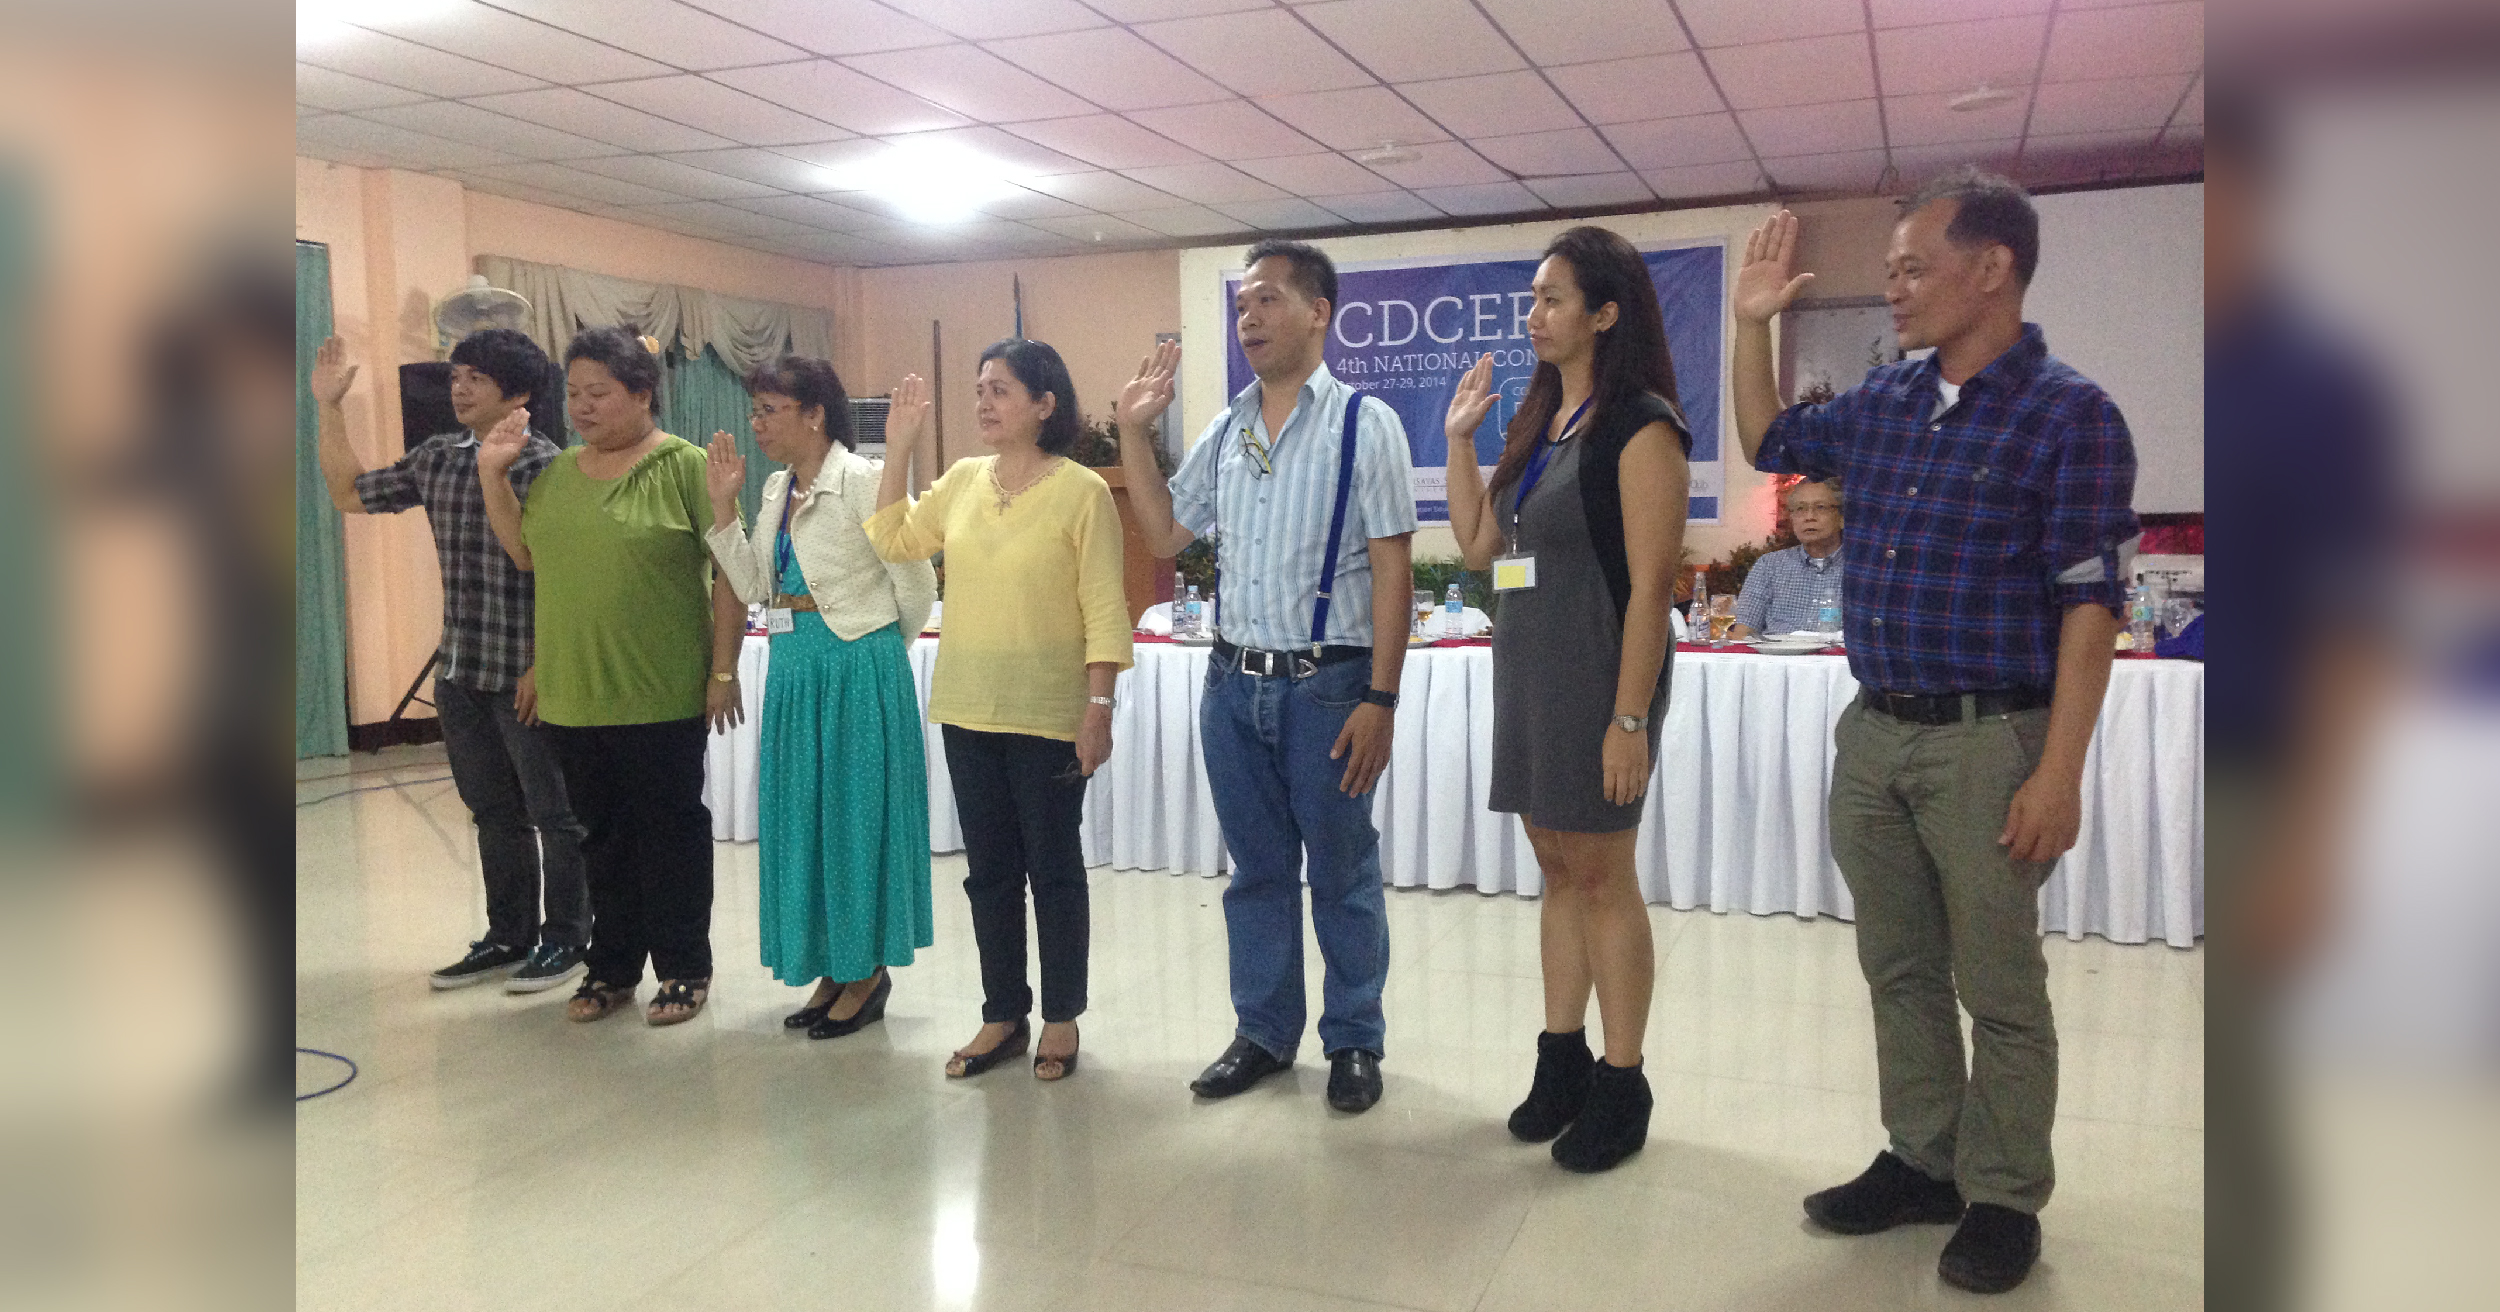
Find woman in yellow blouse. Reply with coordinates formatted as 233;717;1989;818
865;338;1133;1082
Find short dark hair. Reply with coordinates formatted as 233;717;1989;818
976;338;1082;456
447;327;549;406
562;325;661;415
1899;166;2040;286
1243;238;1338;320
746;354;855;450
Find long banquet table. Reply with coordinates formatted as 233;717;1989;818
704;636;2204;947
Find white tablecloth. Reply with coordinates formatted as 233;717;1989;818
705;638;2205;946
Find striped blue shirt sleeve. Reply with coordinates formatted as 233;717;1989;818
1351;397;1419;539
1169;408;1229;537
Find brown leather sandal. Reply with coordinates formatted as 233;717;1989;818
566;979;634;1023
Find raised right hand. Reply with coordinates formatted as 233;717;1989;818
311;335;358;406
1443;353;1498;458
705;431;746;508
887;373;933;451
477;406;531;478
1734;209;1815;324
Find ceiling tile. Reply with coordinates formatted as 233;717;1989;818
1397;71;1581;139
680;0;955;55
465;88;739;153
1005;115;1205;170
1640;159;1767;199
1870;0;2051;27
2041;2;2204;82
296;64;432;112
484;0;807;70
768;229;908;263
1883;90;2033;147
295;115;521;170
354;0;670;84
1255;86;1449;150
970;184;1092;219
296;28;547;98
1214;198;1345;231
2026;73;2196;137
2144;134;2202;175
658;147;842;191
438;170;610;213
1875;15;2048;97
1549;52;1724;125
1135;10;1376;98
1086;0;1274;20
1118;161;1287;205
1235;152;1389;196
1679;0;1866;47
1296;0;1525;82
1315;190;1444;223
1126;99;1322;160
1737;99;1884;156
1029;213;1167;244
728;193;891;231
1351;139;1504;189
728;60;972;136
1472;128;1624;178
1121;204;1247;237
1764;148;1889;193
566;153;780;199
839;45;1099;122
1705;33;1878;110
466;161;686;206
1600;112;1752;169
1020;170;1187;209
361;102;621;161
1523;171;1657;209
584;75;852;147
879;126;1097;177
632;200;827;241
294;118;394;169
985;28;1231;112
1890;138;2021;182
1409;181;1541;216
2170;76;2204;127
1476;0;1687;66
2022;129;2157;171
875;0;1108;40
765;139;892;173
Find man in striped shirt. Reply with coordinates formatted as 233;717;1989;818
1730;477;1846;638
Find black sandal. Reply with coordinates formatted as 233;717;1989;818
567;979;633;1023
646;978;710;1027
1035;1023;1080;1081
944;1017;1029;1079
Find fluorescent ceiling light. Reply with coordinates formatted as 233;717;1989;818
819;143;1020;225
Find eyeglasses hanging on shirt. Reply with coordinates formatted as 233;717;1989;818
1239;422;1275;477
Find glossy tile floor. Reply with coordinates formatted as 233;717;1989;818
298;748;2203;1310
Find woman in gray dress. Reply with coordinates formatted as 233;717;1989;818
1443;225;1692;1173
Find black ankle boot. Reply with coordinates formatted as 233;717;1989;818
1508;1029;1595;1143
1551;1057;1651;1173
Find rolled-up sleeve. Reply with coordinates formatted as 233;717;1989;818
1754;390;1854;481
1353;396;1420;538
353;444;426;513
2045;390;2140;615
1072;483;1136;671
1168;411;1226;537
862;458;965;563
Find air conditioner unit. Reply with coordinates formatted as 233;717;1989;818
849;396;890;458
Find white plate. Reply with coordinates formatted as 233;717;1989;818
1748;639;1831;655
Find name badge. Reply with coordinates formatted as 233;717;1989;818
765;608;795;635
1492;553;1537;592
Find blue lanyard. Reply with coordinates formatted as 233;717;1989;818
1516;398;1590;510
773;486;798;586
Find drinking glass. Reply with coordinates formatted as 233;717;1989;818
1708;594;1736;644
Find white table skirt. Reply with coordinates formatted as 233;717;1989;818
704;637;2205;947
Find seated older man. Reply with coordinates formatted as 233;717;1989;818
1731;478;1845;639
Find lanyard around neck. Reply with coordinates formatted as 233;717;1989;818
1516;397;1591;510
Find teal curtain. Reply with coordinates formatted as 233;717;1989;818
295;242;350;758
664;344;768;523
0;173;51;814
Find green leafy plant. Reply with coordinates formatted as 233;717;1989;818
1070;415;1175;475
1411;557;1493;614
1174;533;1219;597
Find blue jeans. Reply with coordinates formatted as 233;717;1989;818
1199;652;1390;1059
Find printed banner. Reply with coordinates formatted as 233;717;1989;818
1223;242;1725;524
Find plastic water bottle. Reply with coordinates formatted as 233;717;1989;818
1443;583;1464;635
1182;585;1204;638
2127;582;2156;652
1690;570;1710;643
1815;581;1841;634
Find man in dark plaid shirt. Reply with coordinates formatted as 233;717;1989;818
315;327;589;995
1732;170;2137;1295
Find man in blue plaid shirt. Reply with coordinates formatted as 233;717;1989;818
1732;170;2137;1295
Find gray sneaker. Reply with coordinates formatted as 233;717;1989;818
505;943;586;994
430;940;528;990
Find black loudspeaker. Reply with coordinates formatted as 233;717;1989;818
399;359;569;444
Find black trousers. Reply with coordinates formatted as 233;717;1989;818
548;718;713;987
434;676;588;949
942;725;1090;1024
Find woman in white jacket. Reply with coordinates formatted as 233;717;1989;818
705;356;938;1040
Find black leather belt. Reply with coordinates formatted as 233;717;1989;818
1863;685;2053;725
1212;638;1369;679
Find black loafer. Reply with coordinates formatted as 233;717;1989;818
1938;1203;2041;1294
1325;1048;1383;1113
808;968;890;1040
1803;1151;1966;1235
1190;1036;1292;1098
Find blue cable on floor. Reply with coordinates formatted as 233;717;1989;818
296;1047;359;1102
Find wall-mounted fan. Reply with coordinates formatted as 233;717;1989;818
433;274;530;355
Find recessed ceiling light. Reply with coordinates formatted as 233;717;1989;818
1948;84;2023;112
1352;142;1422;166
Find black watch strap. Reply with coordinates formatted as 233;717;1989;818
1361;688;1400;710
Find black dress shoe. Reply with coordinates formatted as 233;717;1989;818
1190;1036;1292;1098
1550;1057;1649;1172
1508;1028;1594;1143
1938;1203;2041;1294
1325;1048;1382;1113
807;968;890;1040
783;979;838;1029
1803;1151;1966;1235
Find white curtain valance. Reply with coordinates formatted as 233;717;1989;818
475;254;835;378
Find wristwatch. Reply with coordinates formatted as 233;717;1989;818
1613;713;1647;733
1088;694;1117;710
1362;689;1400;710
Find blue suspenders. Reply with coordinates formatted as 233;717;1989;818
1306;390;1365;655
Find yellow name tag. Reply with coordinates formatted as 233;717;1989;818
1492;555;1537;592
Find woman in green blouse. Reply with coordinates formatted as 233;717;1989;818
479;326;745;1027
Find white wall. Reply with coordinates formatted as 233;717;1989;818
2027;183;2205;513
